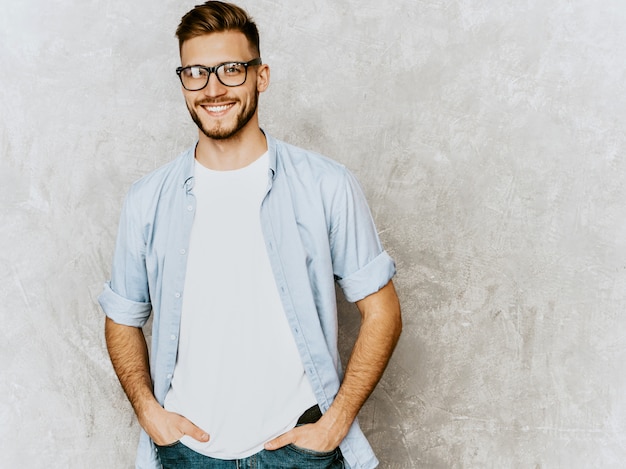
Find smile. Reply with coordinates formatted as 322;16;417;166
201;103;235;113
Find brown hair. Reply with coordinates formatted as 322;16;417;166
176;1;260;56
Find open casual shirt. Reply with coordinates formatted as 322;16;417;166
98;132;396;469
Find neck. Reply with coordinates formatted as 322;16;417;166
195;123;267;171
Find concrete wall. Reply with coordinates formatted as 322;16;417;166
1;0;625;467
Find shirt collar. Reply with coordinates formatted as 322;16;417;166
264;130;277;180
182;130;277;190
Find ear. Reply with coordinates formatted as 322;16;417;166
256;64;270;93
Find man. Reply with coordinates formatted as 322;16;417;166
98;2;401;468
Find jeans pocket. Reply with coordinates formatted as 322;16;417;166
287;443;338;459
156;440;181;449
155;441;184;469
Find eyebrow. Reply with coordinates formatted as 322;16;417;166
182;60;249;68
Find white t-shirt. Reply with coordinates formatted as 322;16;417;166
164;153;317;459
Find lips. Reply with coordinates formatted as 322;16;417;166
199;101;236;115
205;104;232;112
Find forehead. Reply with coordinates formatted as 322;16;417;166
180;31;254;66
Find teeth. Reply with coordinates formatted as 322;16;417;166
205;104;231;112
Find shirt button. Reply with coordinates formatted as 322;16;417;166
167;373;173;379
179;249;186;255
187;205;193;211
174;292;181;298
170;335;176;341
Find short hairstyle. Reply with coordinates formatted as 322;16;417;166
176;1;260;56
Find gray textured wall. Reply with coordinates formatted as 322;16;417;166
1;0;625;468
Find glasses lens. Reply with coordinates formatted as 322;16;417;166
217;63;247;86
180;66;209;91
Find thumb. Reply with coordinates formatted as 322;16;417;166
264;430;294;451
179;417;210;443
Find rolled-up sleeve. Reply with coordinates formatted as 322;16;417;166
98;282;151;327
331;168;396;303
98;186;152;327
337;250;396;303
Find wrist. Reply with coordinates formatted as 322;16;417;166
318;406;352;446
135;395;163;426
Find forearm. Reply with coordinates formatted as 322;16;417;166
264;280;401;453
104;316;159;418
104;317;210;444
322;280;402;442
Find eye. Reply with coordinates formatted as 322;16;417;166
183;66;206;79
222;63;244;75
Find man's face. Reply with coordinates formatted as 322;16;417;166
179;31;266;141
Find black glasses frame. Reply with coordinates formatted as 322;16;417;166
176;58;262;90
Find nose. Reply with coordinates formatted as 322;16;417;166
202;72;227;97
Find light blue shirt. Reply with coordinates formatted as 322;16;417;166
98;133;396;469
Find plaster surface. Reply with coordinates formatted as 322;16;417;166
1;1;625;468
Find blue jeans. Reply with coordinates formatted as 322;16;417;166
156;441;344;468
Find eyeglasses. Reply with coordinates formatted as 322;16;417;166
176;58;262;91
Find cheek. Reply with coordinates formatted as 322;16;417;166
182;92;193;106
184;97;196;112
183;89;200;103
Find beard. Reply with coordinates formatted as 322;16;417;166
187;90;259;141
